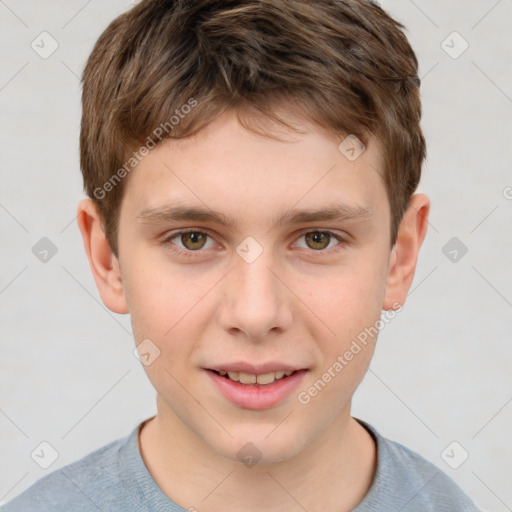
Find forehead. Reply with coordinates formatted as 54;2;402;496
121;110;388;231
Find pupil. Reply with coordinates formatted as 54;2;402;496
308;232;329;250
184;232;205;249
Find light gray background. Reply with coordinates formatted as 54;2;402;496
1;1;511;510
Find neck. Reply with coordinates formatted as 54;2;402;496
139;402;376;512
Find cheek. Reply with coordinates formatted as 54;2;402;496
124;262;207;403
305;256;389;342
122;252;198;340
123;257;220;388
296;272;383;414
296;254;389;402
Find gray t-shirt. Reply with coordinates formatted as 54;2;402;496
2;418;481;511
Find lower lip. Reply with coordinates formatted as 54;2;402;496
205;369;308;410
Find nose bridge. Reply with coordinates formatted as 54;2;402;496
220;240;290;338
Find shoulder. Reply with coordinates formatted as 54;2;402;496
1;428;136;512
355;419;482;512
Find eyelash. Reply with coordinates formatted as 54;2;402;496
161;228;348;259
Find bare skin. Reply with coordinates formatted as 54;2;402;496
77;108;429;511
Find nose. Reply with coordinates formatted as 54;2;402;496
217;247;293;341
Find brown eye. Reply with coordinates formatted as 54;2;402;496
304;232;332;250
180;232;208;250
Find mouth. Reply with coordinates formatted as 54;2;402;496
207;368;298;386
204;366;308;410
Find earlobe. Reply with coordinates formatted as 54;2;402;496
76;198;129;314
382;193;430;310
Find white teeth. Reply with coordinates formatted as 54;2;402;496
218;369;295;385
239;372;257;384
256;372;276;385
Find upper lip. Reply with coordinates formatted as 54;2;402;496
206;362;307;375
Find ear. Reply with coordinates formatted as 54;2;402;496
76;198;129;314
382;193;430;310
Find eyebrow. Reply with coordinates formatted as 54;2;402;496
137;202;372;230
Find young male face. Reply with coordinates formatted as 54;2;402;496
78;108;429;468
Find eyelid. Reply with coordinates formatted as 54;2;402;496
162;227;348;256
293;227;347;242
162;227;219;251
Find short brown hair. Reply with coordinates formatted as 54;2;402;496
80;0;425;257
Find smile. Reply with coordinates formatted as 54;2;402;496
211;369;296;386
205;367;308;410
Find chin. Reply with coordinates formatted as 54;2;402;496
208;423;309;468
